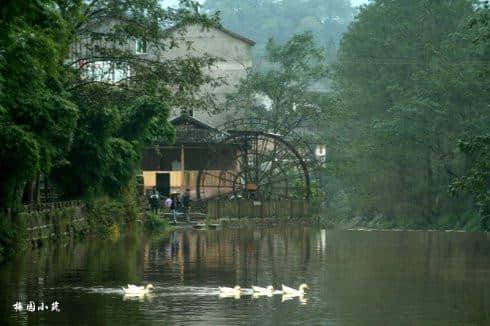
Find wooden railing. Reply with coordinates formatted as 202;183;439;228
207;200;310;219
22;200;83;214
1;201;83;217
0;200;86;242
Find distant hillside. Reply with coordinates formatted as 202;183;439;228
203;0;357;65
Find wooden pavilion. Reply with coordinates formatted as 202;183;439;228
140;113;237;199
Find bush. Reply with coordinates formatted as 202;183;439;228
120;185;139;223
107;223;120;241
0;213;27;260
85;197;123;234
144;212;171;232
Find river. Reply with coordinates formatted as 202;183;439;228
0;227;489;325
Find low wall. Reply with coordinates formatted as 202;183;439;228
20;201;88;244
207;200;310;219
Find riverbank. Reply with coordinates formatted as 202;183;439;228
207;217;318;229
321;213;483;232
0;197;174;263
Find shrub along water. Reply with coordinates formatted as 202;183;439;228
0;214;27;262
144;212;173;233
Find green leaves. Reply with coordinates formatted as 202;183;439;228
47;0;217;200
0;0;80;208
65;0;220;113
330;0;490;224
103;138;140;196
450;135;490;230
0;124;40;207
227;32;329;133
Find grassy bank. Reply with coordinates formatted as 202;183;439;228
320;213;482;232
0;193;175;263
144;212;174;233
0;212;26;263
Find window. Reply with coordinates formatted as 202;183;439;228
78;61;130;83
135;39;147;54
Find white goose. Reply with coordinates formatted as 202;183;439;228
219;285;241;295
281;283;309;296
218;285;242;299
251;285;275;297
122;284;154;295
252;285;274;293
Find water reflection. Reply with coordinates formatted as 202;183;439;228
0;227;489;325
281;294;308;304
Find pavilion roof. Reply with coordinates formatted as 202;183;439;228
169;113;229;145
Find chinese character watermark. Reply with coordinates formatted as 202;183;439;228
51;301;60;312
26;301;36;312
13;301;60;312
12;302;23;312
37;302;48;311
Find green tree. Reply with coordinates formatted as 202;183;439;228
227;32;329;131
50;0;220;199
450;2;490;230
0;0;79;210
330;0;490;224
63;0;220;108
51;90;172;198
451;136;490;230
1;0;221;206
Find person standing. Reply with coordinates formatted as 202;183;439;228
182;188;191;223
164;196;173;221
164;196;172;209
149;188;160;213
170;195;178;223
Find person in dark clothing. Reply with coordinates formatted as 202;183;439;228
149;189;160;213
170;194;179;223
181;189;191;222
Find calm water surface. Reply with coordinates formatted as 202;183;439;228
0;227;489;325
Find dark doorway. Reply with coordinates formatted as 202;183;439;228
156;173;170;197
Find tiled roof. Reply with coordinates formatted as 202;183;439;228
167;24;256;46
169;114;229;144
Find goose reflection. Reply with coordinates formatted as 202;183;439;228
281;294;308;304
218;292;241;299
123;292;154;302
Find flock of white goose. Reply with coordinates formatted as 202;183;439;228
122;283;309;302
219;284;308;297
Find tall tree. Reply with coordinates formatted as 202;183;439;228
227;32;329;132
450;2;490;230
330;0;490;223
0;0;79;209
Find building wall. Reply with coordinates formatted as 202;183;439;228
164;24;252;80
163;25;254;125
143;170;233;199
70;22;253;108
